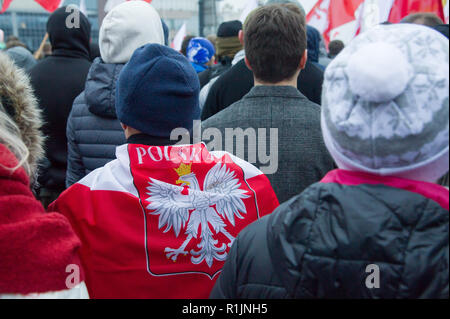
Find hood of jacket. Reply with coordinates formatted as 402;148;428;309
84;58;123;119
267;170;449;298
307;25;321;63
47;6;91;60
0;52;44;183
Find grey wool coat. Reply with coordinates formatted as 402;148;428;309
66;58;126;187
202;85;335;203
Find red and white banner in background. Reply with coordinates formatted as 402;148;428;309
307;0;447;46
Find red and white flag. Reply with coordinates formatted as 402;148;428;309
0;0;13;13
49;143;279;299
388;0;445;22
35;0;63;12
307;0;446;46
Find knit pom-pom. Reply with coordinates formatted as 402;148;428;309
345;42;413;103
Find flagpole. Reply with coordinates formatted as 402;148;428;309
33;32;49;60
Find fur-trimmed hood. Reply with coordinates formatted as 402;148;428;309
0;52;44;183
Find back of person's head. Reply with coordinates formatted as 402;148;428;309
181;35;195;56
116;44;200;137
215;20;243;61
47;6;91;57
5;46;37;72
5;35;27;50
401;12;444;27
186;37;215;66
328;39;345;58
322;24;449;183
244;3;307;83
263;0;305;16
100;1;164;64
0;52;44;183
306;25;321;63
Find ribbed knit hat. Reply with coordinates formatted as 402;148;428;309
116;44;200;137
322;24;449;182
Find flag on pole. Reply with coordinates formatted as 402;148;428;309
105;0;152;13
34;0;63;12
172;22;186;52
0;0;13;14
240;0;259;23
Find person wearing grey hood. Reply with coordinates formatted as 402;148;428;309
5;46;36;73
65;1;165;187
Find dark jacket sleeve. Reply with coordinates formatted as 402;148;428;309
210;235;240;299
66;96;86;188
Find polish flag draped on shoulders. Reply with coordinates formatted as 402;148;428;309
49;143;279;299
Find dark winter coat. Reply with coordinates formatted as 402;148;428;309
211;170;449;299
201;59;324;121
198;57;233;88
29;7;92;191
66;58;126;187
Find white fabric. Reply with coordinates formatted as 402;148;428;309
99;1;164;64
346;42;413;103
0;282;89;299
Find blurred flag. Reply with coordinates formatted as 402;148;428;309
240;0;259;23
35;0;63;12
79;0;87;16
307;0;364;45
0;0;13;14
442;0;449;22
105;0;152;13
172;23;186;52
388;0;445;22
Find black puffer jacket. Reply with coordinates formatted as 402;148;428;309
65;58;126;187
211;170;449;299
29;7;92;192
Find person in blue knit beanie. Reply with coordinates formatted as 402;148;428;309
186;37;216;73
116;43;201;137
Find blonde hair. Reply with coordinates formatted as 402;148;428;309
0;107;31;177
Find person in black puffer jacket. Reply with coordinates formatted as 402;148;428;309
211;23;449;299
29;7;91;206
65;1;165;187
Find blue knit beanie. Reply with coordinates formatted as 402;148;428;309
116;44;200;137
187;37;215;65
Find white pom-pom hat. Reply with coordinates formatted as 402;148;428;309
321;24;449;182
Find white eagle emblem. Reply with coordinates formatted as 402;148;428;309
146;162;250;268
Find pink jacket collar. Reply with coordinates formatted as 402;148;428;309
321;169;449;211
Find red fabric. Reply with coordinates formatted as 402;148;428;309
0;0;13;13
34;0;62;12
49;144;279;299
0;144;84;295
321;169;449;211
389;0;445;23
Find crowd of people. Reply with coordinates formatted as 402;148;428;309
0;0;448;299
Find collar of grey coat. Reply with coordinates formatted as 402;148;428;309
127;133;187;146
245;85;305;99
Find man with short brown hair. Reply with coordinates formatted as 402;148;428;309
202;4;334;203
